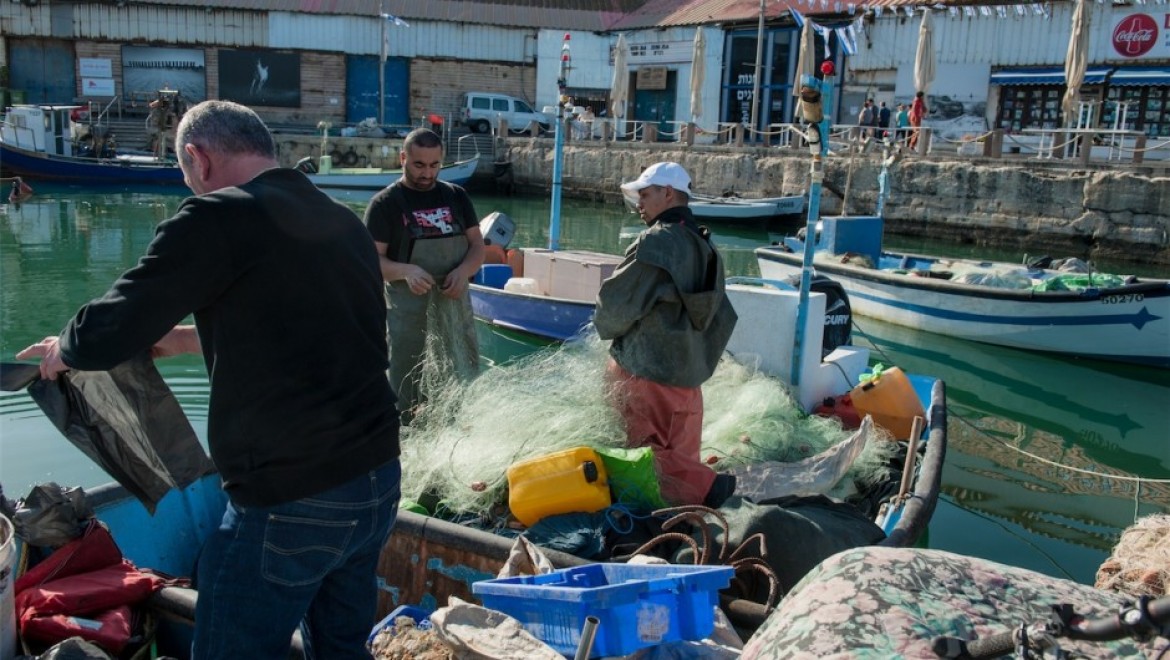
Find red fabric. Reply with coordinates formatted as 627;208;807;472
20;605;134;654
606;360;715;505
15;520;168;654
15;521;122;593
16;562;164;617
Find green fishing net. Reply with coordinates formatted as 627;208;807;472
400;333;897;520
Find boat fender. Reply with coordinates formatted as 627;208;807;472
342;150;359;166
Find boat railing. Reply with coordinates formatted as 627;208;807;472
0;117;40;152
93;96;124;125
454;133;483;163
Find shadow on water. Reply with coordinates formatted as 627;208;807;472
853;315;1170;582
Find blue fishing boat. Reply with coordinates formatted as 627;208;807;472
0;104;477;190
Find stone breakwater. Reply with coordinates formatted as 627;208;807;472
501;140;1170;268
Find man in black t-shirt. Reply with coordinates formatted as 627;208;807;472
363;129;485;422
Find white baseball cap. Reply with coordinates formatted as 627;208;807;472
620;162;692;198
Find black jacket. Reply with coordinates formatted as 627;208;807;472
60;168;399;506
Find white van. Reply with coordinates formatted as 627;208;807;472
460;92;551;135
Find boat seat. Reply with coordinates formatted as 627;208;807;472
146;586;306;658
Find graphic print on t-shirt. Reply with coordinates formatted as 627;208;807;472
406;206;457;238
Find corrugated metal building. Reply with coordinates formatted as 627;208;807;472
1;0;1167;137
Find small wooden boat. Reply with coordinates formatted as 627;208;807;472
689;193;805;222
0;104;477;190
620;188;805;223
756;215;1170;367
469;248;622;342
302;154;478;191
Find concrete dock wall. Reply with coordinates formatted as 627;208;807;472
272;133;1169;267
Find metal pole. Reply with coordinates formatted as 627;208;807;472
549;33;571;251
573;616;600;660
791;67;834;388
378;0;386;125
749;0;765;140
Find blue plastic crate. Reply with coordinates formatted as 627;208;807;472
474;263;513;288
471;563;734;658
367;604;432;645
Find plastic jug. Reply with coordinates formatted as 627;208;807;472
507;447;611;527
849;366;925;440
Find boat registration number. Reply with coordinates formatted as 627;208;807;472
1101;293;1144;304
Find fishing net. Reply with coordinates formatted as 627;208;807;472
400;334;898;520
1094;513;1170;598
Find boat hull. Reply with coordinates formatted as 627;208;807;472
757;247;1170;366
469;283;595;341
690;195;805;222
305;156;478;191
1;138;478;190
0;140;185;185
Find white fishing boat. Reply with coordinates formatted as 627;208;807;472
301;154;479;191
689;193;805;222
755;215;1170;367
620;188;805;223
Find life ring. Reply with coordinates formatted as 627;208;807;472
342;150;359;166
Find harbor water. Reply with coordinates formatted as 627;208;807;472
1;184;1167;589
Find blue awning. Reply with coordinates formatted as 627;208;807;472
990;66;1112;86
1110;67;1170;87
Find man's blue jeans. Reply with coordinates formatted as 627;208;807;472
193;459;401;659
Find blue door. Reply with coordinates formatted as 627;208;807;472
9;39;76;104
633;71;678;142
346;56;409;126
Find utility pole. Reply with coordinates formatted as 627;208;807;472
749;0;765;140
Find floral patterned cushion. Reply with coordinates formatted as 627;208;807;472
742;546;1167;659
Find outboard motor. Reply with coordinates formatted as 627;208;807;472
784;274;852;357
294;156;318;174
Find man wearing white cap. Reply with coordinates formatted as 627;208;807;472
595;162;739;508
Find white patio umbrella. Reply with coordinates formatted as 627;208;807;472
689;27;705;123
913;9;936;95
610;34;630;122
1063;0;1090;127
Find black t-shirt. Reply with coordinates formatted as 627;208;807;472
363;180;479;263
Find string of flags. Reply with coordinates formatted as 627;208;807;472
790;8;861;57
785;0;1145;21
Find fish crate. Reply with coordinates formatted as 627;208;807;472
471;563;734;658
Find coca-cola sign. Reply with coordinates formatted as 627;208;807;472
1112;13;1159;58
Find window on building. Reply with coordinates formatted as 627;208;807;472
997;86;1062;131
1103;86;1170;138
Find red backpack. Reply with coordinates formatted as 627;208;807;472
15;520;172;654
